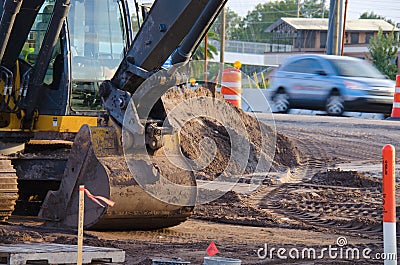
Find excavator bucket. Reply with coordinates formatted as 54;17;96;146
39;124;197;230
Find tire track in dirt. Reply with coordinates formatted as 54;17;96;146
260;182;383;237
253;116;400;237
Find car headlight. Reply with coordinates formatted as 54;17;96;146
343;81;365;90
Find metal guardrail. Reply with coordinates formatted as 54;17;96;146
210;40;292;54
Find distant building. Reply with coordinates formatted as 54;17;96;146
265;18;398;59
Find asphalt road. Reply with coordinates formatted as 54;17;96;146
257;113;400;179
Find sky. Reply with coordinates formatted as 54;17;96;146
128;0;400;24
226;0;400;23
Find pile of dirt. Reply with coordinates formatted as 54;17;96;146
309;169;381;188
274;133;299;169
162;87;300;181
0;221;114;247
193;190;277;226
0;227;43;244
51;235;113;248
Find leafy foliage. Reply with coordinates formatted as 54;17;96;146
359;11;395;26
367;28;399;80
192;31;219;61
210;7;242;38
228;0;328;43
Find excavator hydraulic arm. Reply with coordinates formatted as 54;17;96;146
100;0;227;130
37;0;228;230
0;0;45;70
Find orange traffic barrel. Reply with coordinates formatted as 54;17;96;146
388;75;400;120
221;68;242;108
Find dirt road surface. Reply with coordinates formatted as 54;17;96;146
2;103;400;264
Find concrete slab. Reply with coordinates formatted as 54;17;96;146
0;243;125;265
152;258;190;264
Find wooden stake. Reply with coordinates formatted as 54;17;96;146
77;185;85;265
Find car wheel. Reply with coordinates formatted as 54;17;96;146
326;93;344;116
273;92;290;113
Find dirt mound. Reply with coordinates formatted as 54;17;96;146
193;190;276;226
0;222;115;247
52;235;112;247
310;169;381;188
162;87;300;181
0;227;43;244
212;190;242;204
274;133;299;168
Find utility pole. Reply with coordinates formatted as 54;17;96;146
297;0;300;17
204;33;208;84
340;0;348;55
333;0;340;54
326;0;335;54
327;0;344;55
337;0;345;55
220;6;226;64
321;0;326;18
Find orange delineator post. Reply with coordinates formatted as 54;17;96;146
388;75;400;120
221;68;242;108
382;144;397;265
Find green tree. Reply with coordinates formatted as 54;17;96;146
302;0;329;18
210;7;241;39
131;15;139;33
230;0;328;42
368;28;399;80
192;31;219;61
192;8;241;61
359;11;395;26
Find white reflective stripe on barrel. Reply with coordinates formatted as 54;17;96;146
221;81;241;88
223;94;241;100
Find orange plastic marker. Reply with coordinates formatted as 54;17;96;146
382;144;397;265
383;144;396;222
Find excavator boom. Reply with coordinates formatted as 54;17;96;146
101;0;227;128
24;0;226;229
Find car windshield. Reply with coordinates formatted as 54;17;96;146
329;58;385;79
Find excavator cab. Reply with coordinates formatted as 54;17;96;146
15;0;129;114
68;0;128;111
0;0;129;133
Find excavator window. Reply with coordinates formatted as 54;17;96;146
68;0;126;111
19;2;60;86
15;0;127;112
0;0;3;19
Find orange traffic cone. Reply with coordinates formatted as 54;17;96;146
388;75;400;120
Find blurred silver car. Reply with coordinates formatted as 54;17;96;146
269;54;395;115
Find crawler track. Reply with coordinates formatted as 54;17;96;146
0;159;18;221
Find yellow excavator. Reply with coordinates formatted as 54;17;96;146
0;0;227;230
